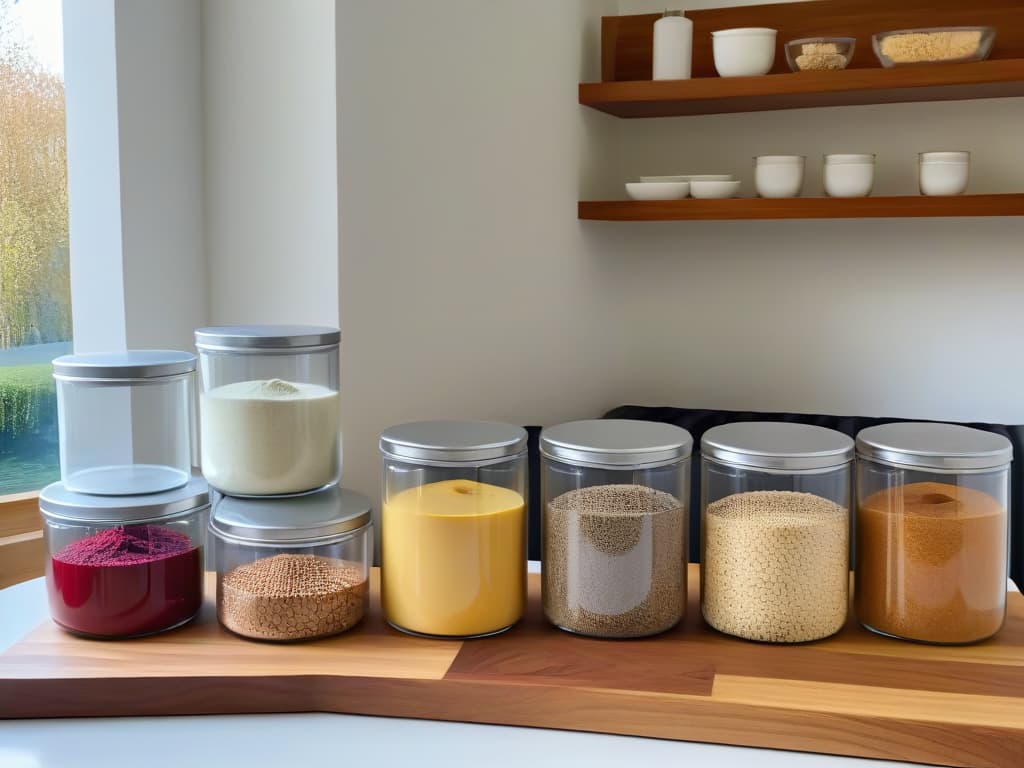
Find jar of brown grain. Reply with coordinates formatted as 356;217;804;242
855;423;1012;645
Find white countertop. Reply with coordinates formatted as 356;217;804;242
0;574;935;768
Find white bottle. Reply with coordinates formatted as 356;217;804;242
653;10;693;80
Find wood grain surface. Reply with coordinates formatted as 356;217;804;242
578;195;1024;221
2;567;1023;768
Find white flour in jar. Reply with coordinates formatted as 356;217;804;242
200;379;340;495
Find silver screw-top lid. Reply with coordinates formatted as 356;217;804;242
39;474;210;523
52;350;196;381
856;422;1012;472
209;486;372;544
540;419;693;470
380;420;528;466
194;325;340;352
702;422;854;472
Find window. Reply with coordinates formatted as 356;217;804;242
0;0;69;496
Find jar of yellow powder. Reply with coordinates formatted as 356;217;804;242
380;420;528;638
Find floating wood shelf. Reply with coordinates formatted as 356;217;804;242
580;60;1024;117
578;194;1024;221
589;0;1024;117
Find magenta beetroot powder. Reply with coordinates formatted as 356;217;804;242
47;525;202;638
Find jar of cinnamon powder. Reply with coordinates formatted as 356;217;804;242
855;423;1012;645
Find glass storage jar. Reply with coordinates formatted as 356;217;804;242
855;422;1011;645
40;474;208;638
540;419;692;639
701;422;853;643
380;420;528;638
53;350;196;495
209;486;372;642
195;325;341;496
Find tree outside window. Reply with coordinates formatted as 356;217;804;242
0;0;69;494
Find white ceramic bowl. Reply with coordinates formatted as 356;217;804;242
755;155;804;198
919;162;969;196
640;174;734;183
690;180;741;199
712;28;778;77
625;181;690;201
824;155;875;198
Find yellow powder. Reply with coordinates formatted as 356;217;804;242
382;479;525;637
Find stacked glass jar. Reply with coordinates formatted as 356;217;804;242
196;326;371;641
41;351;208;638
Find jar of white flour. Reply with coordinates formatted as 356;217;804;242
195;325;341;496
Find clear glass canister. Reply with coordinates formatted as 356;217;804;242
53;351;196;495
195;325;341;496
380;421;528;638
40;474;208;638
701;422;853;643
209;486;372;642
855;422;1011;644
540;419;692;639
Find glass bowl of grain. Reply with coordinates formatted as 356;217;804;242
785;37;856;72
873;27;995;67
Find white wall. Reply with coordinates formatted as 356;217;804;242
203;0;339;327
615;0;1024;424
336;0;628;505
65;0;205;354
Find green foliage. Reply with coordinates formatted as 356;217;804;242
0;363;56;446
0;0;71;349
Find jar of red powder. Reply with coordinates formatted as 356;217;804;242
40;474;209;639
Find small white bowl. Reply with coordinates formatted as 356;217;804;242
690;180;741;199
712;28;778;77
824;156;875;198
919;163;969;196
755;156;805;198
625;181;690;201
640;174;734;183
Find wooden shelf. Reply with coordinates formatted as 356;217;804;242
578;194;1024;221
590;1;1024;117
580;60;1024;118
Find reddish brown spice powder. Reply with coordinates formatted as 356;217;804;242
856;481;1007;644
48;525;202;638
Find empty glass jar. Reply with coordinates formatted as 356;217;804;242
856;422;1011;645
53;351;196;496
701;422;853;643
195;325;341;496
40;474;208;638
210;486;372;642
380;420;528;638
540;419;692;639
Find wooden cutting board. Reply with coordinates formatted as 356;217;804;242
2;566;1022;768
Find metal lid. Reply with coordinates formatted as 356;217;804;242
856;422;1012;472
209;486;372;544
701;422;854;472
540;419;693;470
380;421;528;465
194;325;340;352
52;350;196;381
39;474;210;523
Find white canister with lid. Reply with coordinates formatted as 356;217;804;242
653;10;693;80
919;151;970;196
823;154;875;198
